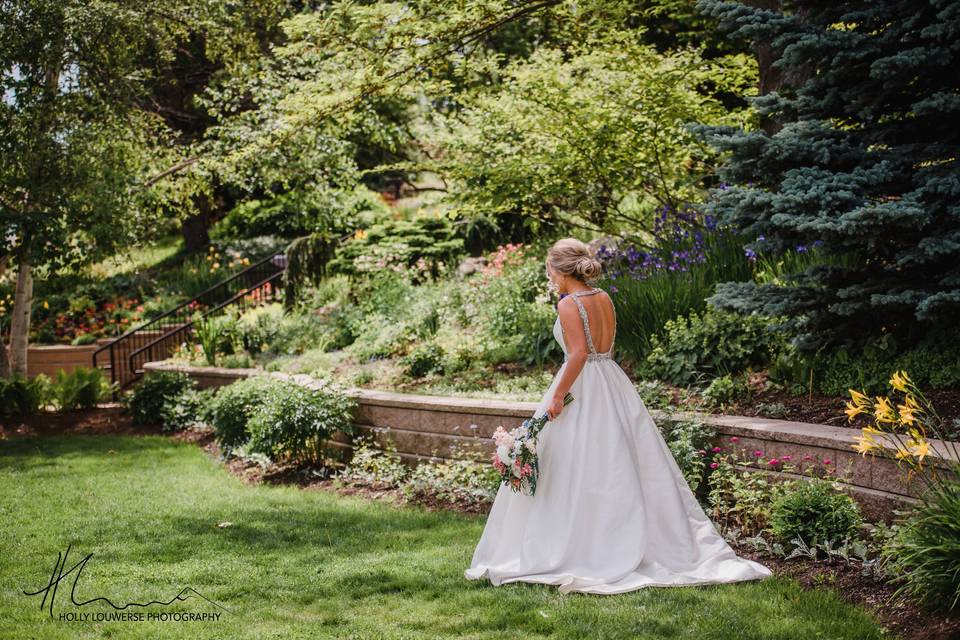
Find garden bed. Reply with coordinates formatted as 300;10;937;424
144;360;958;523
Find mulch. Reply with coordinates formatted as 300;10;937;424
731;547;960;640
3;407;959;640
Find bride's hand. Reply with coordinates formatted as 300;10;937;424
546;393;566;421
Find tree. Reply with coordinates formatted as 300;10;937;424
0;0;194;375
404;32;755;237
695;0;960;353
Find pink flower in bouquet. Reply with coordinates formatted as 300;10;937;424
711;446;722;453
753;450;764;457
730;436;739;442
710;462;719;469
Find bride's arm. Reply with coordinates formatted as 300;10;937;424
547;298;587;418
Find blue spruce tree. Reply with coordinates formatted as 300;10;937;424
694;0;960;353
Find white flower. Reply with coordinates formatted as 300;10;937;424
524;439;537;454
496;444;512;463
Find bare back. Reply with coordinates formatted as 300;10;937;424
566;288;616;356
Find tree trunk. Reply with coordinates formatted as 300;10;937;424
0;254;8;377
746;0;785;135
9;253;34;376
181;193;212;253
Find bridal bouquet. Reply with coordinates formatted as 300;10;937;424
491;392;574;496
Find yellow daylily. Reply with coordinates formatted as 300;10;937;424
908;437;931;465
354;229;368;240
844;400;866;422
851;436;879;456
848;388;871;407
873;395;896;424
897;404;917;426
893;442;914;461
851;426;886;456
889;370;911;392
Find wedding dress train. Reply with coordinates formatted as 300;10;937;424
464;287;773;594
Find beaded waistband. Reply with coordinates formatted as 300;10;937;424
565;352;613;362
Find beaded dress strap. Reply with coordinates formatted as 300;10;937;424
570;287;618;360
569;290;599;354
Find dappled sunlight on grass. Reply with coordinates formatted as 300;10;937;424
0;435;889;639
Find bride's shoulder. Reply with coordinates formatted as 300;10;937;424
556;295;578;317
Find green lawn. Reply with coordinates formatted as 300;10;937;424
0;435;892;640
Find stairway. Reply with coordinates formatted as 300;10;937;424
92;252;287;391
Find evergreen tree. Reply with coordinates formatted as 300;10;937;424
694;0;960;353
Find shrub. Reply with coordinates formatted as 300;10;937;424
54;367;113;411
245;376;356;463
881;480;960;613
755;401;789;419
205;375;288;450
816;332;960;396
401;456;500;509
657;417;716;494
221;352;255;369
467;247;562;367
769;478;863;548
193;312;242;366
707;446;797;536
236;303;285;354
268;311;333;356
401;343;445;378
702;373;749;409
159;387;210;433
329;216;464;280
634;380;673;410
0;372;53;416
125;370;197;426
349;314;416;361
644;307;784;386
338;435;410;488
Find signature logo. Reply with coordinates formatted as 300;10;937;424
23;544;229;619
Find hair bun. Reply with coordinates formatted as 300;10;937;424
575;255;602;281
547;237;604;283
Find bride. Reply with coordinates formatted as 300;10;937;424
464;238;773;595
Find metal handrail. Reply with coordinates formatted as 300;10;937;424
91;251;283;357
92;251;286;391
126;270;283;378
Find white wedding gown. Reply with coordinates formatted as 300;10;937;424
464;286;773;594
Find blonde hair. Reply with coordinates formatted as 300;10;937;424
546;238;602;283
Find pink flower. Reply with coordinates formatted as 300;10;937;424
803;454;813;460
730;436;739;442
768;458;780;465
753;450;764;457
711;446;722;453
710;462;719;469
697;449;706;456
823;459;831;465
781;455;792;461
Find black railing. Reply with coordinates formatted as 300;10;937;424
92;252;286;391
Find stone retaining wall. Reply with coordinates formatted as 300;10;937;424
144;361;959;522
7;340;112;378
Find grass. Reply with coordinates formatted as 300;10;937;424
87;234;185;280
0;435;892;640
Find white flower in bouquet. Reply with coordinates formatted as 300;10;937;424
496;444;512;463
